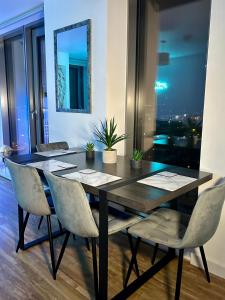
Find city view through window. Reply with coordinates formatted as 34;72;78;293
150;0;211;169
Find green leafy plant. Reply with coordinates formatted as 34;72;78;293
132;149;143;161
94;118;127;151
85;142;95;152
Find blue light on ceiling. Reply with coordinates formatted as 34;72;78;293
155;81;168;91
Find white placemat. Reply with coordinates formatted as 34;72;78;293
27;159;77;172
35;149;78;157
138;171;196;191
62;169;121;187
78;169;97;174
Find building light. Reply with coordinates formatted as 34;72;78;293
155;81;168;91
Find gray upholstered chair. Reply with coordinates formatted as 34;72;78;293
35;141;69;230
36;140;96;250
44;172;141;299
150;176;225;266
125;179;225;300
5;159;56;279
36;141;69;152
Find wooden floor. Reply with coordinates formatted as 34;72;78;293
0;178;225;300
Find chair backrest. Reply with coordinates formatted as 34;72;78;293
44;172;99;238
213;177;225;186
181;178;225;248
6;159;51;216
36;141;69;152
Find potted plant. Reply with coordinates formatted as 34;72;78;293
130;149;143;169
94;118;127;164
0;145;13;157
85;142;95;159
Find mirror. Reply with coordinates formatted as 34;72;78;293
54;20;91;113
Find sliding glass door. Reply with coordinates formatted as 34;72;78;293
0;21;48;154
31;26;49;147
39;37;49;144
5;35;30;154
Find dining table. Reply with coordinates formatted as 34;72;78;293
8;150;212;300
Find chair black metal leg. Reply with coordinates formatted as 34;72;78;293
127;233;140;277
175;249;184;300
16;212;30;252
18;205;24;250
91;238;99;299
85;238;90;251
57;219;63;233
55;231;70;275
38;216;44;230
124;237;141;287
199;246;210;283
46;215;56;280
89;194;96;203
151;243;159;265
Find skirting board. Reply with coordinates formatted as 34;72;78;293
191;251;225;279
146;244;225;279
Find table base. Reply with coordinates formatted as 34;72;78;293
112;248;176;300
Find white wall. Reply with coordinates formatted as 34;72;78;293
44;0;108;148
106;0;128;155
44;0;128;152
191;0;225;278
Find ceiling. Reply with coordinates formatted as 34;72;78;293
0;0;43;25
158;0;211;58
57;25;88;60
0;0;210;59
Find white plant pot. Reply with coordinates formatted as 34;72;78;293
103;149;117;164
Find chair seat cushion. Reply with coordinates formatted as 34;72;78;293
128;208;190;248
92;206;141;235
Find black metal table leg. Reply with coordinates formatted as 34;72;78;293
112;248;176;300
98;189;109;300
18;205;24;250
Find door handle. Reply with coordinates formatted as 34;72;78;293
30;110;37;120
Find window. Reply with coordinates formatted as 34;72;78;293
128;0;211;169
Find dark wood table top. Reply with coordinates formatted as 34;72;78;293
9;147;85;164
107;166;212;213
9;151;212;212
10;151;169;194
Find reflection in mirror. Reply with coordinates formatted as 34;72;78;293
54;20;91;113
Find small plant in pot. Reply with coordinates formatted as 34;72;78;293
85;142;95;159
130;149;143;169
94;118;127;164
